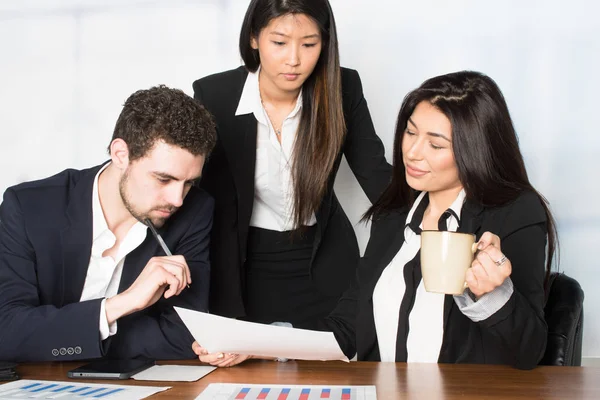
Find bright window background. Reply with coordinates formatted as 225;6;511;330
1;0;598;362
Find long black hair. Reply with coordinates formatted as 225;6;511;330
367;71;558;282
239;0;346;228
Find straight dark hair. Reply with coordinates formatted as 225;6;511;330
367;71;558;283
239;0;346;228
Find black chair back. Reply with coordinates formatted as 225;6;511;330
540;272;584;366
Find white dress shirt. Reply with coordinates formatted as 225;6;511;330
373;190;514;362
79;162;148;340
235;67;317;231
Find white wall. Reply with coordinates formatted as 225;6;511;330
1;0;598;361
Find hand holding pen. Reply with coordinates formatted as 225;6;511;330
145;218;190;289
104;220;192;324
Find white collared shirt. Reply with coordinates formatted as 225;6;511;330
79;163;148;340
372;190;514;362
235;68;316;231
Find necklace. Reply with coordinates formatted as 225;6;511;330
261;100;283;141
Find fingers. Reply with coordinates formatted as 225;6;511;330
465;267;478;295
466;246;512;298
476;231;501;252
161;263;187;294
165;255;192;286
163;273;180;298
464;231;512;297
147;256;191;295
198;352;245;367
221;354;252;367
192;342;207;357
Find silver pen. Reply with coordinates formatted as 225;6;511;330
145;218;190;288
145;218;173;256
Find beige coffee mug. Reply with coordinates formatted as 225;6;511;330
420;231;478;295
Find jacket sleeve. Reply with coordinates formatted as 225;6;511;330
106;195;214;360
312;211;395;359
0;189;106;362
320;264;361;359
341;69;392;203
477;193;549;370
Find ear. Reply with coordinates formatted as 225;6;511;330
109;138;130;170
250;36;258;50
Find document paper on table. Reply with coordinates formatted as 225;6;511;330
0;379;169;399
174;307;349;361
196;384;377;400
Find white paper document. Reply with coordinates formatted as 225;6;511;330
132;365;216;382
196;383;377;400
0;379;169;399
175;307;348;362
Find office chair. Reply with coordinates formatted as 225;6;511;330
539;272;584;366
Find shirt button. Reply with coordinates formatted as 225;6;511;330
74;346;82;355
59;348;67;356
67;347;74;355
52;349;59;357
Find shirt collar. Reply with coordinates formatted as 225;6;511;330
235;66;303;121
404;189;467;239
447;189;467;222
92;162;112;242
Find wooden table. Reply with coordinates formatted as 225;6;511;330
12;359;600;399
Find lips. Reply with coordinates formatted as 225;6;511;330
154;208;176;217
282;73;300;80
405;164;428;177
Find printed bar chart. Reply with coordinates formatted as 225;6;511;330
0;380;169;399
197;384;376;400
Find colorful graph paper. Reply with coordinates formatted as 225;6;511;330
196;384;377;400
0;379;169;400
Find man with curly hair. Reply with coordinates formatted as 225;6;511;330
0;86;216;362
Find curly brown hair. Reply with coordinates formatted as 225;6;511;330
109;85;216;161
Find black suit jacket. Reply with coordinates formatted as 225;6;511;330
327;190;548;370
193;66;391;318
0;164;214;362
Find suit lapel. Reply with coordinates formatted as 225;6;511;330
365;211;410;298
60;167;99;305
360;212;408;360
118;233;154;293
221;113;257;231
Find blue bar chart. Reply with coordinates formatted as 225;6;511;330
0;380;169;399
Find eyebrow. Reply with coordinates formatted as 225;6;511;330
407;117;451;142
269;31;320;39
153;172;199;184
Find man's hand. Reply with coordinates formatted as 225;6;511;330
105;255;191;324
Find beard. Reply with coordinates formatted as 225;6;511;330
119;169;177;228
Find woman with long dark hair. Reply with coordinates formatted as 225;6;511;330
325;70;558;369
191;0;391;356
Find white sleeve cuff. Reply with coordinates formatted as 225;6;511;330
99;298;118;340
453;277;514;322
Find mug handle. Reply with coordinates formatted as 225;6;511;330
463;242;479;289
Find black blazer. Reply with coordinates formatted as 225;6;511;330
193;66;391;318
0;164;214;362
327;190;549;370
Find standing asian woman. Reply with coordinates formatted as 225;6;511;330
192;0;391;335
